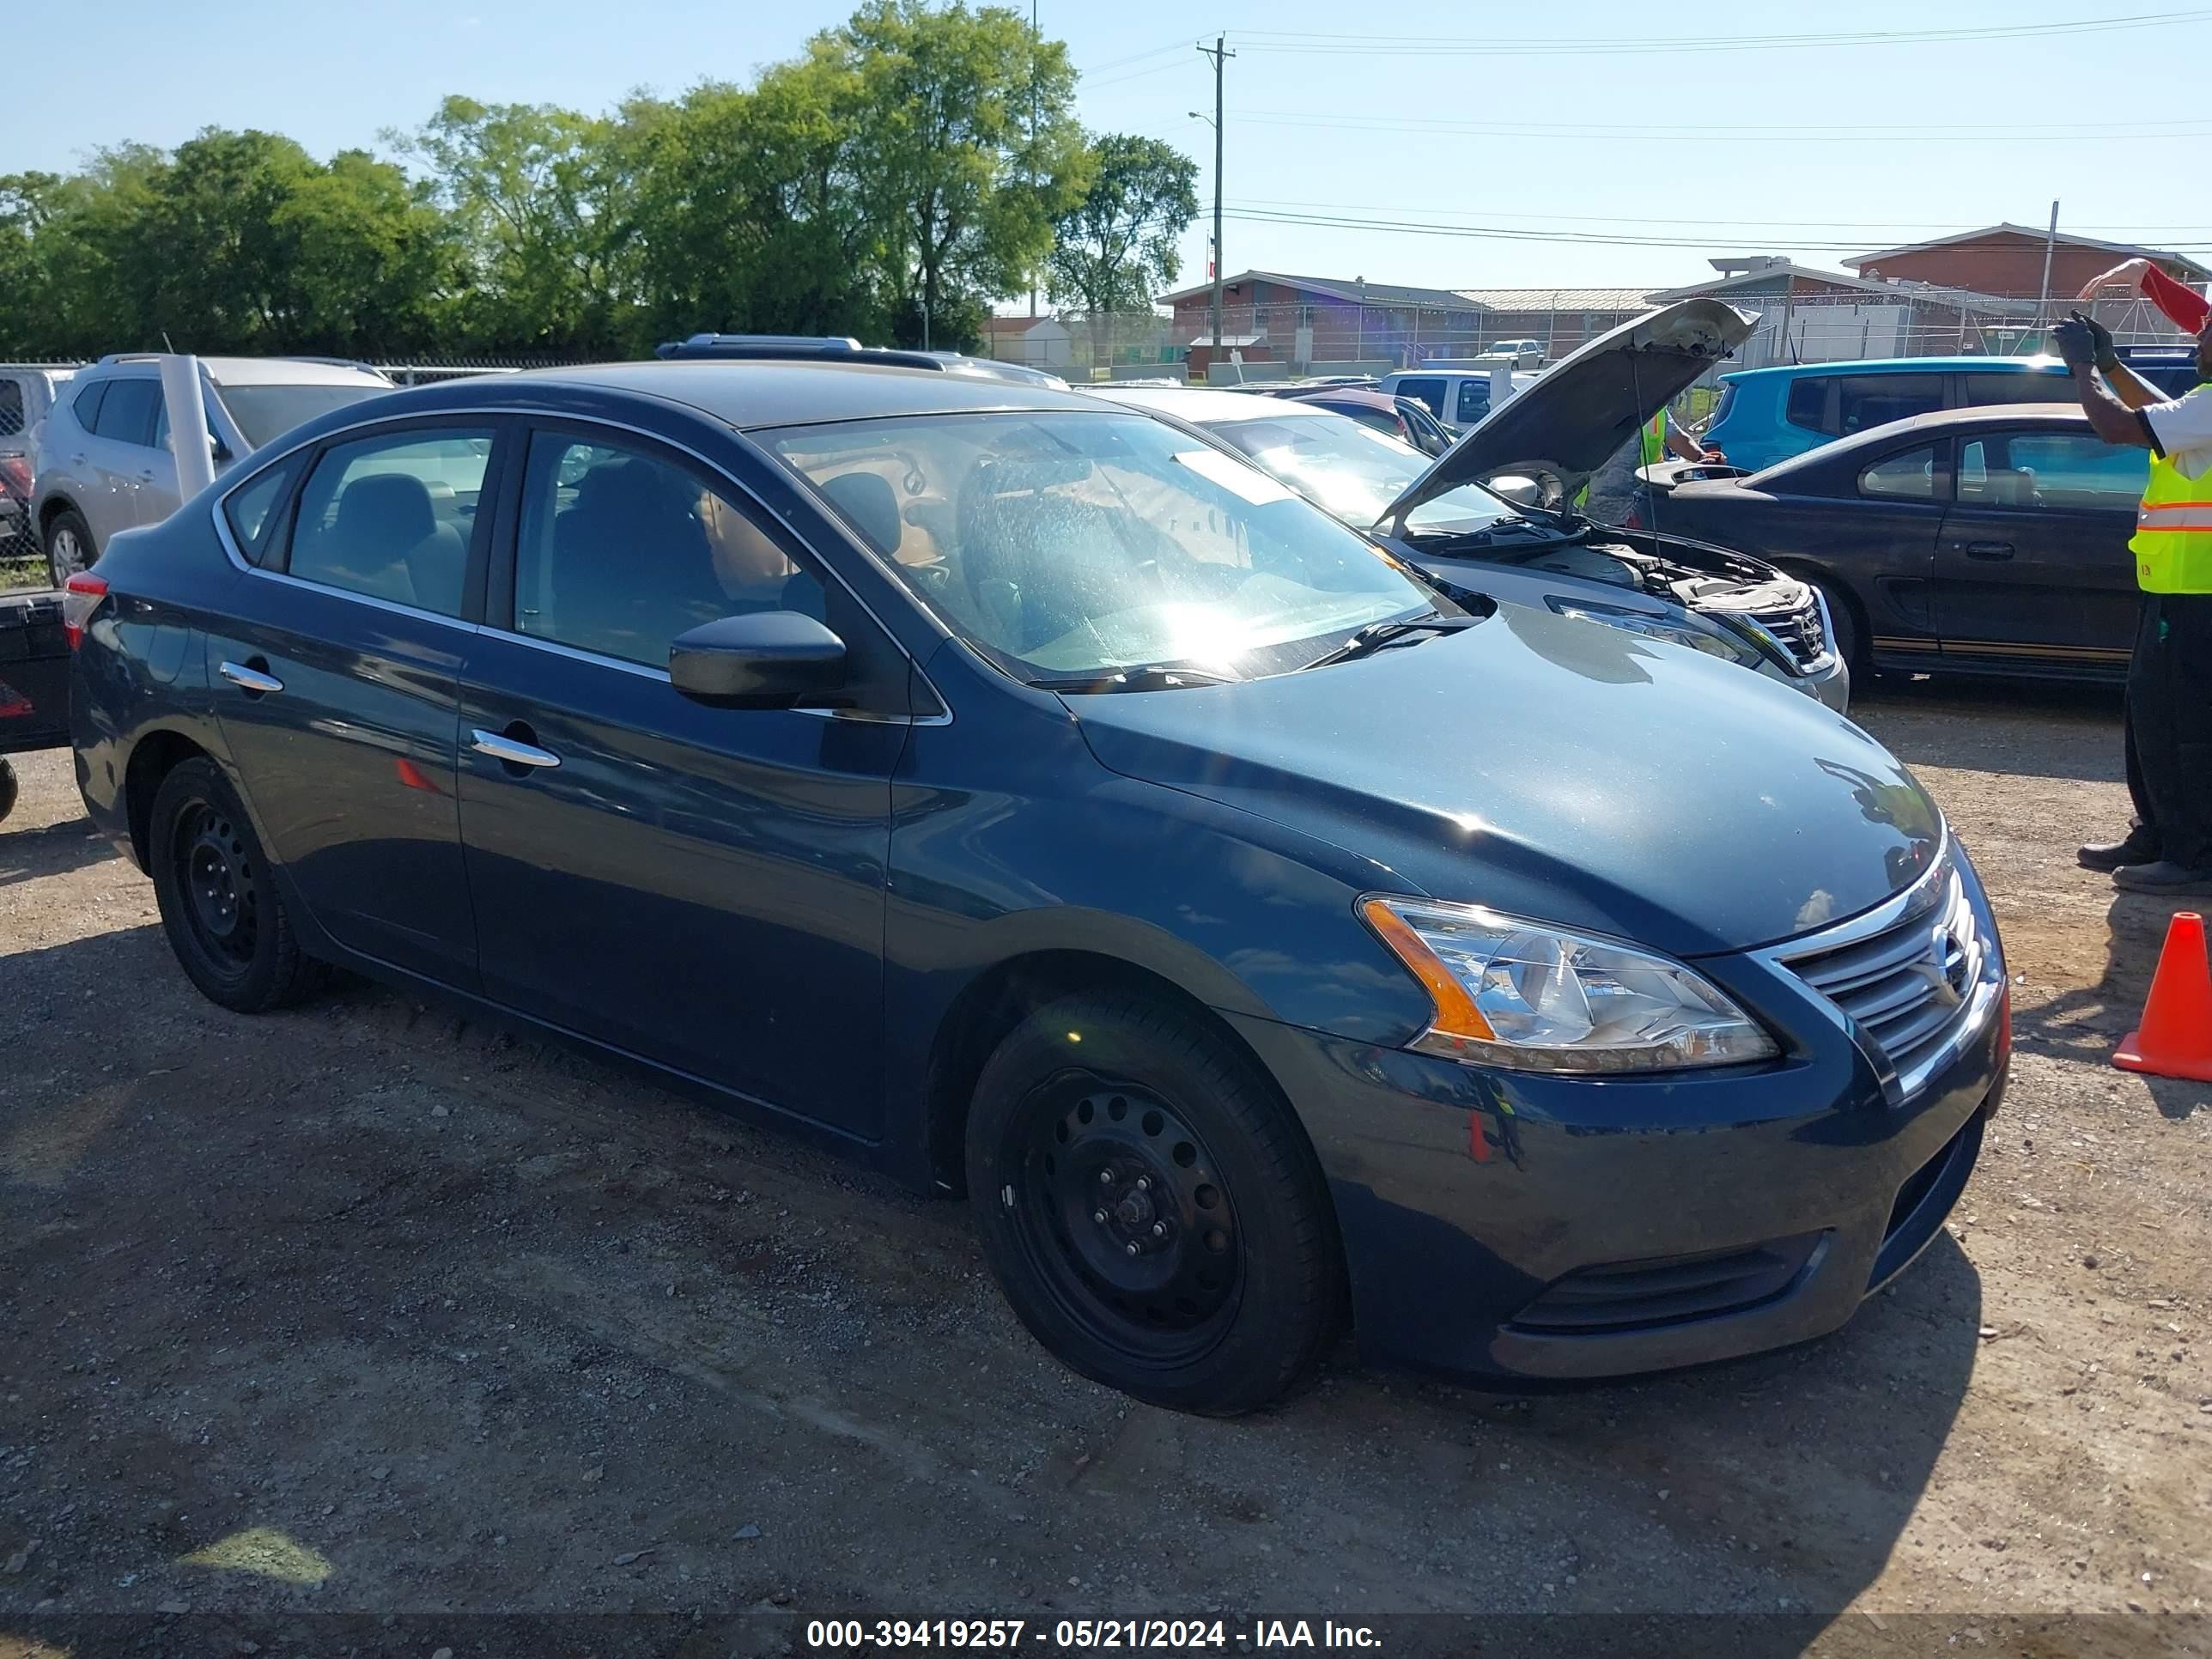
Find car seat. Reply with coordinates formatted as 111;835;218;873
322;474;463;609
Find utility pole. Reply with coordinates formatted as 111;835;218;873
2035;199;2061;340
1029;0;1039;319
1199;35;1233;379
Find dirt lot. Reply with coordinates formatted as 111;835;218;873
1;681;2207;1658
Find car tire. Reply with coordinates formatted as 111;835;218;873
965;992;1344;1415
148;757;321;1013
44;507;95;589
0;757;15;824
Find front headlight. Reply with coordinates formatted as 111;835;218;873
1360;897;1780;1073
1546;597;1765;669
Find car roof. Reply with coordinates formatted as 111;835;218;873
392;359;1112;431
1752;400;2093;477
87;356;392;387
1091;384;1334;424
1722;356;2065;384
1291;387;1399;411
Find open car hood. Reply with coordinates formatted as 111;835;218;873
1377;298;1757;526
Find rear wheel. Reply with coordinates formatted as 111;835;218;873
0;757;16;824
44;507;94;589
965;994;1343;1414
147;757;319;1012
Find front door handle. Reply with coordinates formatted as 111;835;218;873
217;660;284;695
1960;540;2014;560
471;727;562;769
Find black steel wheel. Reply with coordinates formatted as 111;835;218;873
147;757;320;1012
967;993;1344;1414
0;757;15;825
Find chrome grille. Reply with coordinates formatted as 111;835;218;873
1744;596;1827;669
1778;856;1993;1101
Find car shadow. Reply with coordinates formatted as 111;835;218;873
0;810;118;887
2015;892;2210;1121
1851;675;2124;783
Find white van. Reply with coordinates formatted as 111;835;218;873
1380;365;1541;432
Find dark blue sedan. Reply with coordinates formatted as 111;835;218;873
65;361;2008;1413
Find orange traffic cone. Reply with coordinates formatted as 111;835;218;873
2114;911;2212;1083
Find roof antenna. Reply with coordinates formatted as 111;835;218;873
161;330;176;353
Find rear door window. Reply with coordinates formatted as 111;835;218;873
1391;378;1445;419
91;380;161;447
1833;374;1943;436
2003;432;2149;510
283;427;494;616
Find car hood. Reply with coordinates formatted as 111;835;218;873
1068;602;1938;957
1379;299;1757;526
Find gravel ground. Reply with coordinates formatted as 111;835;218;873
0;679;2206;1658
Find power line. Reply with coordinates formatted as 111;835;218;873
1231;8;2211;57
1224;196;2212;236
1218;204;2212;255
1222;109;2212;144
1229;106;2212;140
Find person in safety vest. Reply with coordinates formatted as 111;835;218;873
2051;301;2212;896
1579;410;1719;526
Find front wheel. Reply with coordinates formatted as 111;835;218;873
965;994;1344;1414
45;507;94;589
147;757;320;1012
0;757;16;824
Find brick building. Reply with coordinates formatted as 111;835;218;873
1844;226;2212;300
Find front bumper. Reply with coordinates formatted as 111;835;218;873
1766;649;1850;713
1224;880;2005;1382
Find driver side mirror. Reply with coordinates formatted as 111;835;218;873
670;611;847;708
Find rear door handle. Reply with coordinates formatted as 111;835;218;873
471;727;561;769
1960;540;2014;560
217;660;284;695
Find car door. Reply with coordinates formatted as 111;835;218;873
1933;426;2144;672
82;376;164;542
455;421;908;1138
204;418;502;986
1804;437;1951;659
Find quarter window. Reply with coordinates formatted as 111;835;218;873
90;380;161;447
1784;377;1832;433
512;432;824;668
1860;443;1940;500
284;428;492;616
1453;380;1491;425
222;459;301;565
71;381;110;433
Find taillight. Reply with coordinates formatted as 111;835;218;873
62;571;108;650
0;455;28;499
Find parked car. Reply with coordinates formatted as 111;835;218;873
1484;338;1544;367
1098;301;1848;711
1699;353;2203;476
1275;386;1455;456
0;585;69;822
2;366;75;564
31;355;395;584
68;355;2005;1413
1382;366;1541;432
655;332;1071;389
1655;402;2150;679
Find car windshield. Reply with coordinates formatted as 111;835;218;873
220;383;388;449
1206;412;1510;537
763;410;1446;683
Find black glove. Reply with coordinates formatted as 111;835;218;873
2050;314;2099;370
2071;308;2120;370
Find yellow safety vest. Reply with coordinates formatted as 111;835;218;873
1638;411;1668;467
2131;448;2212;593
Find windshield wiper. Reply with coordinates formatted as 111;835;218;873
1030;664;1243;694
1297;613;1479;672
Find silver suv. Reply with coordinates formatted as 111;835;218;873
31;355;393;585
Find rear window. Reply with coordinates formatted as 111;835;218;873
1709;383;1738;427
1390;377;1445;419
219;383;388;449
0;380;21;439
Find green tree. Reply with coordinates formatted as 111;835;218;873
396;96;632;353
819;0;1087;348
1047;133;1197;315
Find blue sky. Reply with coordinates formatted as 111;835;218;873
21;0;2212;300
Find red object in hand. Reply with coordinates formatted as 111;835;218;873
2141;263;2212;337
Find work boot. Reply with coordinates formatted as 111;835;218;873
2112;860;2212;896
2080;824;2160;872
